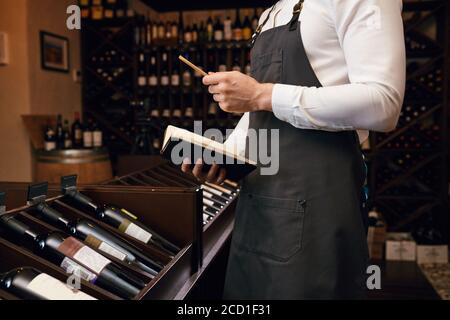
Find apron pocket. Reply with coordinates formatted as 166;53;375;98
250;49;283;83
236;193;306;262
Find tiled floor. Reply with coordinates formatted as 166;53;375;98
419;263;450;300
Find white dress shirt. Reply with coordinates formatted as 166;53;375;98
225;0;406;156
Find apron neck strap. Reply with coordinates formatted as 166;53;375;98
251;1;305;47
251;3;277;48
289;0;304;31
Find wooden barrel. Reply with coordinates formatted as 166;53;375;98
35;149;113;184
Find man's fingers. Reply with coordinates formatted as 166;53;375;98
208;84;220;94
181;163;190;173
213;94;224;102
192;159;205;181
203;72;230;85
206;163;220;183
216;169;227;185
181;158;191;173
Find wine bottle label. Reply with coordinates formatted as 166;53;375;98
153;138;161;149
203;190;213;198
75;129;82;140
214;31;224;42
64;139;72;149
149;76;158;86
161;76;170;86
224;22;232;40
27;273;96;300
85;235;127;262
171;74;180;86
73;246;111;274
184;32;192;43
243;28;252;40
119;220;152;244
204;198;215;207
202;185;224;197
93;131;102;147
183;73;191;86
83;132;93;147
138;76;147;86
58;237;111;274
60;257;97;283
45;141;56;151
245;65;251;76
206;182;232;195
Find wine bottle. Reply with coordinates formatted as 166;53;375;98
171;20;178;40
148;55;158;87
184;24;192;43
55;115;64;150
61;176;181;255
224;15;233;41
178;13;184;44
157;21;165;40
27;185;163;277
199;22;207;43
138;52;147;87
92;122;103;148
233;9;243;41
0;215;144;299
183;68;192;87
152;19;159;42
0;267;96;300
251;8;259;32
192;23;199;43
171;65;180;87
146;15;152;46
165;21;172;39
242;12;252;40
72;112;83;148
160;52;170;87
63;120;72;149
214;17;224;42
44;122;56;152
206;16;214;42
83;118;93;149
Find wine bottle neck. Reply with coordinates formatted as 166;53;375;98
36;203;70;228
0;215;39;241
67;190;98;212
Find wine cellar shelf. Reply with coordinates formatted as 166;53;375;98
365;0;450;242
80;1;450;243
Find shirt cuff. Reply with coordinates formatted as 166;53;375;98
272;84;314;128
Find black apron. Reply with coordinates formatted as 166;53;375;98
224;1;369;300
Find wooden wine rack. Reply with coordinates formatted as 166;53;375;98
364;0;449;241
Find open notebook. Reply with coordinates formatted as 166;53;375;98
161;126;256;182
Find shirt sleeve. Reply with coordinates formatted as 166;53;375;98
224;113;250;158
272;0;406;132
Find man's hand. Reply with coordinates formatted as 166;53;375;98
203;71;274;113
181;158;227;185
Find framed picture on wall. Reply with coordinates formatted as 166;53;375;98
40;31;69;73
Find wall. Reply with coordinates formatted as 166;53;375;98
27;0;81;121
0;0;32;182
0;0;81;182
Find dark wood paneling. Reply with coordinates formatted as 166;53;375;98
142;0;274;12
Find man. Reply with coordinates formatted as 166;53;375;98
182;0;405;299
